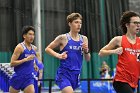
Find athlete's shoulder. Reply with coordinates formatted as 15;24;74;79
14;43;24;53
59;34;67;38
113;36;122;41
81;35;87;38
17;43;23;49
80;35;88;42
112;36;122;46
31;44;37;51
55;34;67;41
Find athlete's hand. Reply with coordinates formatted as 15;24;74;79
113;47;123;55
82;42;89;53
25;55;35;62
57;51;68;59
34;64;39;72
38;81;41;86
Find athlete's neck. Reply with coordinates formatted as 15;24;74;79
69;31;79;39
23;41;31;47
126;32;136;40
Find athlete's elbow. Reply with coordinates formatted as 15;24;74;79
85;54;91;62
86;58;90;62
45;47;49;53
98;50;104;57
98;52;102;56
10;62;14;67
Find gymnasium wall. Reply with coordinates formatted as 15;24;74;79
0;0;129;79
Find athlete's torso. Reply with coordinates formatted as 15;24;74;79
59;33;83;71
14;42;36;75
115;35;140;88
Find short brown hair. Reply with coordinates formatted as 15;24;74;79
67;13;82;23
120;11;140;34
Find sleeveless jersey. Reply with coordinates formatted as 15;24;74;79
114;35;140;88
59;33;83;71
14;42;36;75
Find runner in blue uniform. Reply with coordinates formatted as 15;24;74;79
9;26;37;93
45;13;90;93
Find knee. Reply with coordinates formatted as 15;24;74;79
62;86;74;93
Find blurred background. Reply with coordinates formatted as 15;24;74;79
0;0;140;93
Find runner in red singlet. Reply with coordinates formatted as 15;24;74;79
99;11;140;93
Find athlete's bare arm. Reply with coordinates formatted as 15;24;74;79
99;36;123;57
32;45;39;72
38;69;43;86
82;36;91;61
10;44;35;67
45;34;68;59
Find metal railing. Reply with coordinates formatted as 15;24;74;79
39;78;140;93
0;63;139;93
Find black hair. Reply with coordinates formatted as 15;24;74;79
22;26;35;40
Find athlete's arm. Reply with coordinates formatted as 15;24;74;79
38;69;43;86
45;35;67;59
34;61;39;72
99;36;123;57
32;45;39;71
82;36;91;62
10;44;35;67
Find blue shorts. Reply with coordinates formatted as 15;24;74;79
9;73;34;90
55;68;80;90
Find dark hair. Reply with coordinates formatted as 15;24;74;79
22;26;35;40
120;11;140;34
67;13;82;23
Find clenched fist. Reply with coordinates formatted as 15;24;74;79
57;51;68;59
25;54;35;62
113;47;123;55
82;42;89;53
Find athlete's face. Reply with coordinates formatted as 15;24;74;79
69;18;82;33
23;30;35;43
127;16;140;35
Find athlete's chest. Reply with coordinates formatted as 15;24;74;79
22;49;36;58
66;40;83;51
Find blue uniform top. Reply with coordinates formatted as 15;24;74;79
14;42;36;75
59;33;83;71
